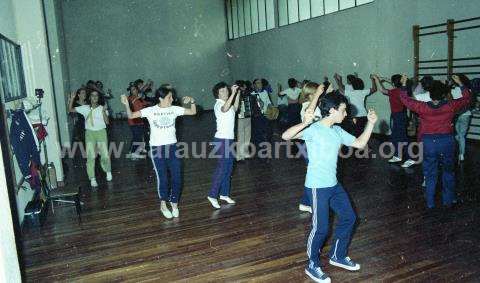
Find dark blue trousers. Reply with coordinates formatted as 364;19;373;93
300;148;311;207
129;124;145;153
209;138;234;198
150;144;182;203
422;134;456;208
305;184;356;267
390;111;411;159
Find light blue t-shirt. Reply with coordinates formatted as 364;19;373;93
302;123;355;188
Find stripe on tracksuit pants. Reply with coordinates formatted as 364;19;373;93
150;150;162;201
307;187;317;266
305;184;357;267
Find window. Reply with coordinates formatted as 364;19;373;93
0;34;27;103
299;0;311;21
226;0;276;39
324;0;338;14
288;0;299;24
278;0;288;26
310;0;324;18
258;0;267;31
340;0;356;10
226;0;374;39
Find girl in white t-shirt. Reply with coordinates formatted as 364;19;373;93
207;82;240;209
121;87;197;219
68;90;111;188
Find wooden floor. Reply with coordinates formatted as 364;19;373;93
21;113;480;282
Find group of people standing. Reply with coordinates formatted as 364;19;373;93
66;71;475;283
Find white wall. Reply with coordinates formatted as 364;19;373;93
227;0;480;133
60;0;231;113
0;0;22;275
1;0;66;223
0;143;22;283
44;0;71;146
11;0;65;182
0;0;17;41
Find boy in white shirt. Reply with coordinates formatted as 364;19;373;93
121;86;196;219
280;78;302;127
207;82;240;208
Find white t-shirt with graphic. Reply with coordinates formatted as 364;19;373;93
75;105;107;131
140;105;185;146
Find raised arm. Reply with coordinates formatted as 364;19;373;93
120;95;142;119
182;96;197;115
334;73;345;95
450;75;472;111
282;110;315;140
306;83;325;114
398;74;429;114
369;74;377;95
277;83;284;97
374;74;389;95
351;109;377;149
234;89;241;111
68;92;77;113
221;85;239;113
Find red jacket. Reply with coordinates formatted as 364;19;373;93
399;87;471;139
128;95;150;126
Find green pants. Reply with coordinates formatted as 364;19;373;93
85;129;111;179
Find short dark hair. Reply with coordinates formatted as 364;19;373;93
351;78;365;90
391;74;402;88
87;90;105;106
212;82;228;98
235;80;245;88
429;80;448;101
320;92;348;117
420;76;434;91
134;79;144;88
155;86;175;101
456;74;471;89
288;78;297;88
347;74;356;85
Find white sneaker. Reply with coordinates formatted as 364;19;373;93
459;154;464;161
170;203;179;218
388;156;402;163
299;204;312;213
160;204;173;219
401;159;416;168
207;197;221;209
90;178;98;188
219;195;236;204
106;172;113;181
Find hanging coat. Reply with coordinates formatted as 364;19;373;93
9;109;41;188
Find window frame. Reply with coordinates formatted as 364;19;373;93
0;33;27;103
